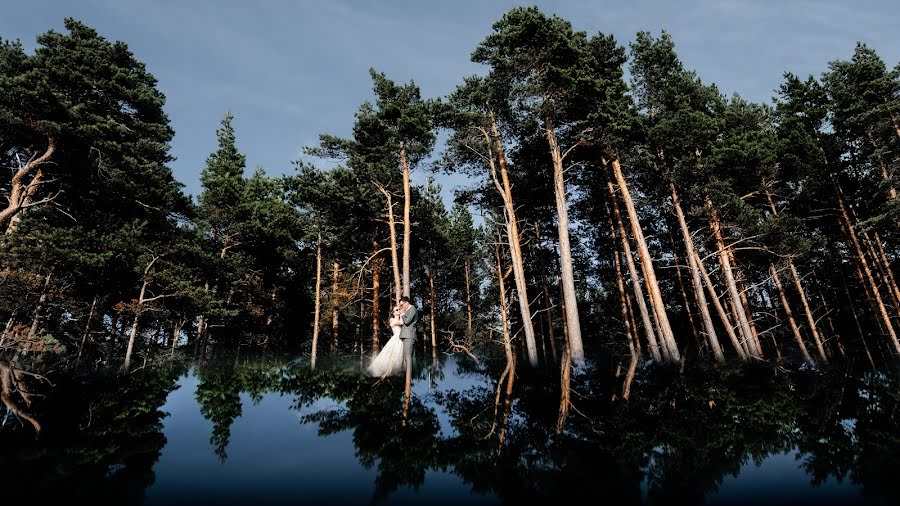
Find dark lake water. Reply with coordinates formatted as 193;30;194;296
1;352;898;505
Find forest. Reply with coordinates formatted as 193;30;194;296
1;6;899;422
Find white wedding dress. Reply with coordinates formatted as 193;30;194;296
366;316;405;377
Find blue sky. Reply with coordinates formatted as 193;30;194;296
4;0;898;203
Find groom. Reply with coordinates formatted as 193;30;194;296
398;295;418;371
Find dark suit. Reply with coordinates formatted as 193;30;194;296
399;304;418;369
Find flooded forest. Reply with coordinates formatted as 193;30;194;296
1;7;899;505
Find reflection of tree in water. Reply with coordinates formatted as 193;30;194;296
0;362;184;504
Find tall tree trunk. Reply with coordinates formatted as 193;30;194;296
372;245;382;355
854;208;900;312
400;141;412;298
544;118;584;364
534;222;558;362
669;182;723;362
609;159;678;361
124;280;148;371
28;270;53;339
607;182;662;362
486;113;538;366
612;216;637;354
428;263;437;360
77;295;98;359
377;184;402;303
770;264;815;365
464;258;473;343
729;249;763;355
707;199;760;359
171;319;184;356
694;248;747;360
669;226;700;348
764;188;828;362
872;231;900;314
837;187;900;354
311;233;323;368
331;260;340;350
867;130;898;200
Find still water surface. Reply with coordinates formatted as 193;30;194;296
2;353;897;505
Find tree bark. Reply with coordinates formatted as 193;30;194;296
464;259;473;343
28;270;53;339
377;184;402;303
872;231;900;315
371;244;382;355
544;118;584;364
428;263;437;360
837;187;899;354
694;247;747;360
669;182;724;362
770;264;815;364
400;141;412;298
607;181;662;362
610;158;678;361
331;260;340;350
486;113;538;366
669;226;700;348
5;168;44;235
77;295;98;359
311;232;323;368
534;222;558;362
707;198;760;359
124;257;160;370
0;137;55;230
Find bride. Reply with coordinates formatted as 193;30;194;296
366;305;405;377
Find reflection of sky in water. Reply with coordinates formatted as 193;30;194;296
145;361;499;505
708;451;889;506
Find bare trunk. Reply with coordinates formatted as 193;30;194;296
400;142;412;298
838;188;899;354
534;223;559;362
77;295;98;359
872;231;900;314
377;185;402;303
123;278;148;370
670;182;723;362
765;188;828;362
171;319;184;356
544;119;584;364
607;182;662;362
372;246;382;355
707;199;760;359
28;270;53;339
428;264;437;357
486;114;538;366
669;227;700;348
770;264;815;365
867;130;898;200
695;248;747;360
311;233;322;368
730;249;763;355
610;160;677;361
331;261;340;350
464;259;473;342
612;217;637;354
1;138;55;229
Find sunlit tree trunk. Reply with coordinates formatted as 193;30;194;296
544;118;584;364
377;184;402;303
837;187;899;354
610;156;679;361
464;258;474;343
694;248;747;360
485;113;538;366
707;199;760;359
669;182;723;362
371;244;382;355
311;232;322;369
124;256;161;371
1;137;55;232
770;264;814;365
607;181;662;362
428;263;437;362
400;141;412;298
331;261;340;350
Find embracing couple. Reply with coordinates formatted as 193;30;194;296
366;296;419;377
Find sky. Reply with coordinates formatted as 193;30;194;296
3;0;898;204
